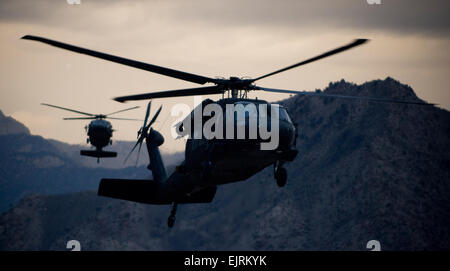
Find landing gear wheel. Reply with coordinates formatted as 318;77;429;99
167;215;176;228
275;167;287;187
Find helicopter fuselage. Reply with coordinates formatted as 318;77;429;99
87;119;113;150
171;98;298;188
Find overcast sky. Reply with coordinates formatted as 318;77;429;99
0;0;449;152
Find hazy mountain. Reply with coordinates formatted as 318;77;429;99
0;109;182;169
0;132;155;212
0;110;30;135
1;77;449;250
0;117;183;212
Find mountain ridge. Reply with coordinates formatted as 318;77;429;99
0;110;30;135
1;77;449;250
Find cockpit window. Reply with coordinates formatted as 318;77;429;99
266;104;292;123
279;108;292;123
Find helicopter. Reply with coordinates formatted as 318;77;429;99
41;103;140;162
23;35;433;227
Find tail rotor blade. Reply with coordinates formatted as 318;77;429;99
143;101;151;128
147;105;162;128
123;97;163;165
136;141;143;166
124;140;141;164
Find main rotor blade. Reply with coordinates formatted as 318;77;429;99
22;35;216;85
42;103;94;116
106;106;140;116
63;117;97;120
252;39;369;82
147;105;162;128
256;86;435;106
106;117;142;121
114;86;224;103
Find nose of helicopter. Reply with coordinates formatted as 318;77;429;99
230;112;296;150
278;120;296;150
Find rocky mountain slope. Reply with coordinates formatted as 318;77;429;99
1;77;449;250
0;133;152;212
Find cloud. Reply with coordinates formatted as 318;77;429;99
11;110;54;132
0;0;449;37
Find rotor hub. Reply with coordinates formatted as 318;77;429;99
214;77;256;98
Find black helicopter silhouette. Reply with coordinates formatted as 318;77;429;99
23;35;433;227
41;103;140;162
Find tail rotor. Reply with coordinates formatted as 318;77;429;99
125;101;162;165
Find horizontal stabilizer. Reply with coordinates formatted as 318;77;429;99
98;178;217;205
80;150;117;158
98;179;170;205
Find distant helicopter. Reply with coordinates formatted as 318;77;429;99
24;35;433;227
41;103;140;162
